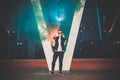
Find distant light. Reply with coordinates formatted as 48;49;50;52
80;30;83;32
8;31;10;33
56;16;64;22
117;41;120;44
90;41;94;44
103;29;107;32
109;28;113;32
57;17;62;21
83;27;85;30
17;42;19;45
20;42;22;45
17;42;22;45
12;31;15;33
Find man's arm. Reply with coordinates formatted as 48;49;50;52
63;36;67;45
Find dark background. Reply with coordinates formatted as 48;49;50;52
0;0;120;59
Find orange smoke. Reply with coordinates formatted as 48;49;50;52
48;26;59;46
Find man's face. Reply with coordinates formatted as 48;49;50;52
58;31;62;37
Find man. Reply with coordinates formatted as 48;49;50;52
51;29;66;75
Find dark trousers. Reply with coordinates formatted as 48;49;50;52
52;52;64;72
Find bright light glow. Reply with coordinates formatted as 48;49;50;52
56;15;64;22
109;10;120;32
117;41;120;44
48;27;60;46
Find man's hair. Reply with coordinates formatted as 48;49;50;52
58;28;62;34
57;28;64;37
58;28;61;31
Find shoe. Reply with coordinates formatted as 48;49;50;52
59;72;64;76
59;71;62;74
51;71;54;75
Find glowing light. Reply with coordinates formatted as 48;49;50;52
8;31;10;33
48;27;59;45
117;41;120;44
17;42;19;45
56;15;64;22
56;17;63;22
20;42;22;45
90;41;94;44
95;0;102;41
109;10;120;32
12;31;15;33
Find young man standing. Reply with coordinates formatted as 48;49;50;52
51;29;66;75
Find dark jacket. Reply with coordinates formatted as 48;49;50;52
52;36;66;52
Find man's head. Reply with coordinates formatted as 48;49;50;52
58;29;62;37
